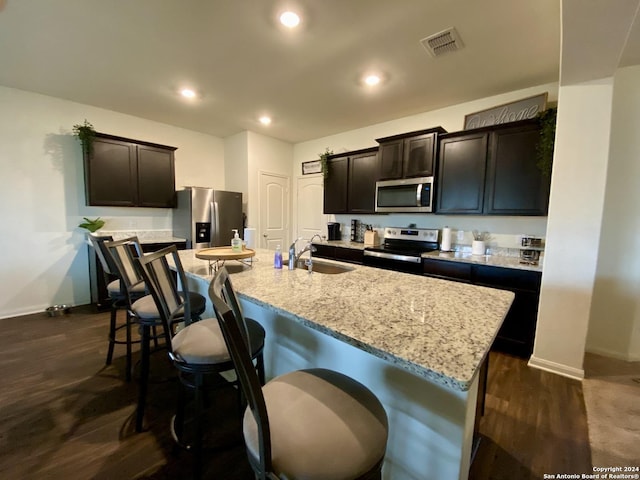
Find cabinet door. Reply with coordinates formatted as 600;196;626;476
323;156;349;214
403;132;436;178
377;140;403;180
436;133;488;214
348;152;378;213
312;244;336;260
423;258;472;282
85;137;137;206
494;291;539;357
137;145;176;207
484;124;550;215
334;246;364;264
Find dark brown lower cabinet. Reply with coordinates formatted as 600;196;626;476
423;258;541;358
312;244;364;264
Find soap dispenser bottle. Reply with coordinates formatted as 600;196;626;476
231;229;242;252
274;245;283;269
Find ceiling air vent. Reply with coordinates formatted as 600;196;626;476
420;27;464;57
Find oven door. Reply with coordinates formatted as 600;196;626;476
375;177;433;213
363;250;423;275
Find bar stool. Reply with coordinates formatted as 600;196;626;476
136;246;265;479
210;267;389;480
88;234;145;381
104;238;206;432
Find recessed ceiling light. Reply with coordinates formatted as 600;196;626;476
279;11;300;28
259;116;272;126
364;74;381;86
180;88;197;99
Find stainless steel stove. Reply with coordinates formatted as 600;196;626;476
363;227;439;274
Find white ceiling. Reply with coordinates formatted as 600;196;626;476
0;0;638;143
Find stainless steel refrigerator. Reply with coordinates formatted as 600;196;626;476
173;187;243;249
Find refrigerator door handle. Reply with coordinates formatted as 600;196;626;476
211;201;220;246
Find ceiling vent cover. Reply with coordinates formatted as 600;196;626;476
420;27;464;57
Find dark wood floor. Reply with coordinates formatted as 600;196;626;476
469;350;592;479
0;306;591;479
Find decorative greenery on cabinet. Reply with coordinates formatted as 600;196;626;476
536;107;557;177
72;119;97;155
319;147;334;181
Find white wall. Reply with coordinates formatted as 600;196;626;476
224;131;249;210
0;85;224;318
293;83;556;244
530;78;615;379
587;65;640;361
246;131;294;240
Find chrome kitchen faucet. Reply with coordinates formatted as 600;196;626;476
288;236;321;271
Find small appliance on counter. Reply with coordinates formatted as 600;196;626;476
351;219;365;243
519;235;544;265
364;226;380;246
327;222;341;241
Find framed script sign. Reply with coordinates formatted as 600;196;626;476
301;160;322;175
464;93;548;130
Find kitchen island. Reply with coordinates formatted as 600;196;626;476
176;248;514;480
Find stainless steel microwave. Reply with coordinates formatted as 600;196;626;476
375;176;434;213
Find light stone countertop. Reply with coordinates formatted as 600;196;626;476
176;248;514;392
422;250;543;273
93;230;186;245
315;240;368;250
318;239;543;272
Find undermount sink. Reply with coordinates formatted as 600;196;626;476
294;259;354;274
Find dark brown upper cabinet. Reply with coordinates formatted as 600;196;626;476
436;119;550;215
376;127;447;180
84;133;177;208
437;132;488;214
323;147;379;214
484;123;550;215
323;154;349;214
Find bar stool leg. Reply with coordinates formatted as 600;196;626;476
106;306;117;366
172;373;186;445
125;311;133;382
193;372;204;480
136;324;151;432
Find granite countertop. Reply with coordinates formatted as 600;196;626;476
92;230;186;244
176;248;514;392
318;239;543;272
422;250;543;272
315;240;368;250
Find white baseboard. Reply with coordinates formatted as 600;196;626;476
0;304;50;320
528;355;585;380
585;346;640;362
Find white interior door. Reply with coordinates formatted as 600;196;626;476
296;175;326;241
260;172;289;250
